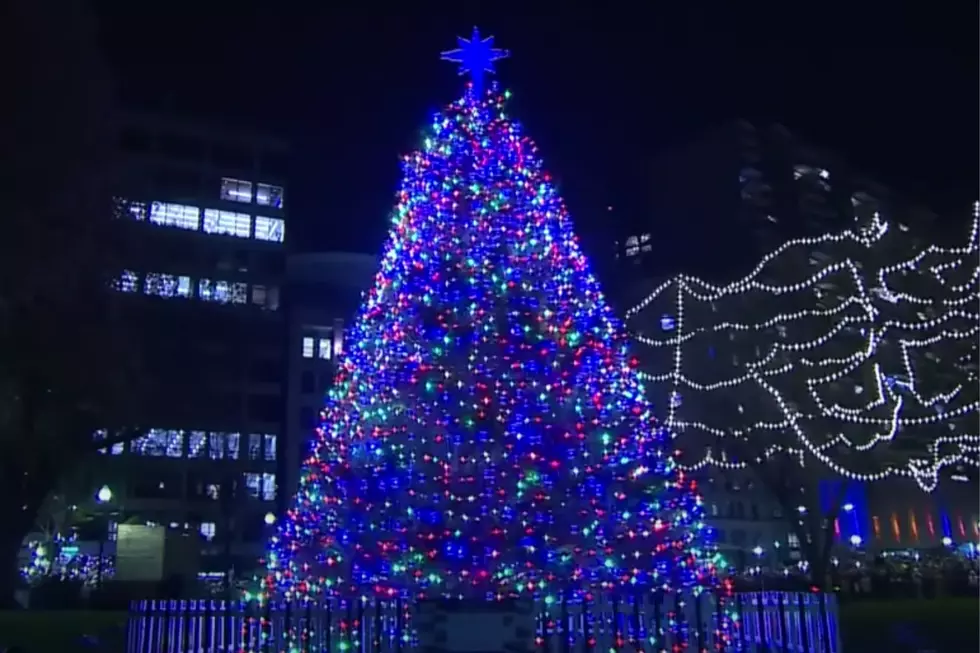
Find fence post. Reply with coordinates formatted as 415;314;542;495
776;592;789;653
560;590;571;653
583;593;594;653
393;597;402;653
796;593;811;653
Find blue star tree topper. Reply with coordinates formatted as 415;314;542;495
440;27;509;96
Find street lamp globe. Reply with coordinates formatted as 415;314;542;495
264;512;276;526
96;486;113;503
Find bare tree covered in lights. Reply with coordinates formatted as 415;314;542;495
627;206;979;583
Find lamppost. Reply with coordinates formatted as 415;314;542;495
752;545;765;589
95;485;113;588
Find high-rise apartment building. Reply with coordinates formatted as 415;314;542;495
92;110;289;577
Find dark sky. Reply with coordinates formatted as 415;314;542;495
95;2;977;259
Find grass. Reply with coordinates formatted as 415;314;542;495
839;597;979;653
0;610;128;651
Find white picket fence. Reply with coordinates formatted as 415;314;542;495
127;590;841;653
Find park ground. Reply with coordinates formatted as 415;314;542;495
0;597;977;652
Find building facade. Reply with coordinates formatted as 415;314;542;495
611;120;937;283
91;111;289;577
283;252;377;497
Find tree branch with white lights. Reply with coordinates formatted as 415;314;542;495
626;204;979;577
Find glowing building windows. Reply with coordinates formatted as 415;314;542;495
248;433;262;460
199;279;247;304
243;472;277;501
302;337;315;358
130;429;183;457
262;473;277;501
244;473;261;498
144;273;191;298
93;429;124;455
254;216;285;243
226;432;241;460
209;433;225;460
120;194;284;242
204;209;252;238
264;434;277;461
622;233;651;258
127;201;148;221
318;338;332;360
220;178;253;203
199;522;216;541
256;183;284;209
188;431;206;458
115;270;139;293
149;202;200;231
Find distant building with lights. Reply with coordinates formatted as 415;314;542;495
610;119;938;285
284;252;376;496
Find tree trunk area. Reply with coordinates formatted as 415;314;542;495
751;454;849;590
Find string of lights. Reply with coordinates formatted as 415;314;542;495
626;206;979;492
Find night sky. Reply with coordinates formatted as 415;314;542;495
94;2;978;261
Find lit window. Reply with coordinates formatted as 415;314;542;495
248;433;262;460
244;473;261;498
93;429;124;455
188;431;206;458
254;216;285;242
318;338;332;360
302;337;315;358
261;473;277;501
127;201;148;221
131;429;172;457
149;202;200;231
204;209;251;238
199;279;247;304
144;273;191;298
264;434;277;461
256;183;283;209
165;430;184;458
115;270;139;293
227;432;240;460
209;432;225;459
333;323;344;357
199;522;216;541
220;178;253;203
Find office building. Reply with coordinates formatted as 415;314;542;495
92;110;289;576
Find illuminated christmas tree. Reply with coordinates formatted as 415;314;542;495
627;203;979;576
261;30;717;604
